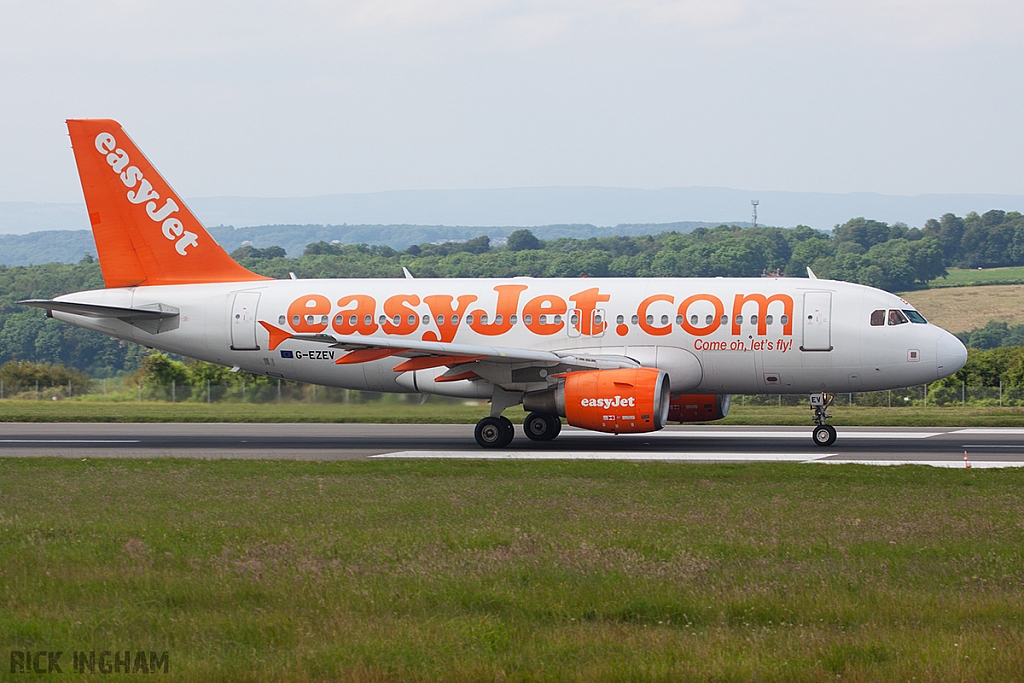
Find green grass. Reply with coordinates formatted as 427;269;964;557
1;459;1023;681
927;265;1024;288
5;399;1024;426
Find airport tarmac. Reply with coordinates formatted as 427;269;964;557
1;423;1023;466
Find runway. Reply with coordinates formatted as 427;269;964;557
1;423;1023;466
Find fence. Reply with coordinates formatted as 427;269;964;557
0;377;1020;408
0;377;431;404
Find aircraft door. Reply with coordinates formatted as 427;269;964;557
230;292;261;350
567;309;606;338
801;291;832;351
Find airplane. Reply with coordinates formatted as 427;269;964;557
21;119;968;448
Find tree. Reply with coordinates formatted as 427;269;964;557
507;229;541;252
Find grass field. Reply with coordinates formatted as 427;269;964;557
1;458;1022;682
898;283;1024;333
6;399;1024;426
927;265;1024;288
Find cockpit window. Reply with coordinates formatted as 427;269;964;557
870;309;885;326
903;309;927;324
888;309;909;325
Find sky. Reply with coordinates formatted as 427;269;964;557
1;0;1022;204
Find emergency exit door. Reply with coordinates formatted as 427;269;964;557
801;291;832;351
230;292;261;350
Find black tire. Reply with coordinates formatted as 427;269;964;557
524;412;560;441
499;416;515;446
475;416;513;448
812;424;837;447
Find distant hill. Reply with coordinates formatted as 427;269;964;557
0;221;730;266
0;231;98;266
3;186;1024;236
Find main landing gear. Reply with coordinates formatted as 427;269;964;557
474;416;515;448
524;412;561;442
810;392;837;446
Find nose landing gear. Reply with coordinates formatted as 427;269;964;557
810;392;837;446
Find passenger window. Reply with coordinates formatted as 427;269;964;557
616;315;625;325
721;314;729;325
904;309;928;324
870;309;885;326
888;309;909;326
631;314;639;325
735;314;743;324
765;315;773;325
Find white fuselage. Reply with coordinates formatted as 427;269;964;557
52;276;966;396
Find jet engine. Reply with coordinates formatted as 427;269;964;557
522;367;670;433
667;393;731;422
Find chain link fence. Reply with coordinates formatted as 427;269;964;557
0;377;1019;407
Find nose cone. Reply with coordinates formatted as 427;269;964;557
936;332;968;380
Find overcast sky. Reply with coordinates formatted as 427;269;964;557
1;0;1022;204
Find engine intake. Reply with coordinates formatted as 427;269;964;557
667;394;731;422
523;367;670;433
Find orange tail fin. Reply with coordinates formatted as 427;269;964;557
67;119;270;287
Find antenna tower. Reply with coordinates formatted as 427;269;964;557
751;200;759;228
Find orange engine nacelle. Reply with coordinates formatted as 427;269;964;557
667;394;731;423
522;368;670;434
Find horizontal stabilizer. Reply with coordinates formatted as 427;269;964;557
19;299;179;334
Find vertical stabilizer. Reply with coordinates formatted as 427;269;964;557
66;119;269;287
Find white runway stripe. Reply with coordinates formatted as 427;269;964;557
373;451;831;461
819;460;1024;468
0;439;140;444
953;428;1024;435
565;430;941;439
373;452;1024;467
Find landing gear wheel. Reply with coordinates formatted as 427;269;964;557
812;424;837;447
499;416;515;444
524;412;561;441
475;416;515;448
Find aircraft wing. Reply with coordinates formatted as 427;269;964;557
259;321;638;376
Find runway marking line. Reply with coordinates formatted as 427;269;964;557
372;451;830;461
374;452;1024;468
563;430;941;439
0;439;140;444
818;460;1024;469
954;428;1024;435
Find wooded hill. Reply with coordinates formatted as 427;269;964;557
0;210;1020;376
